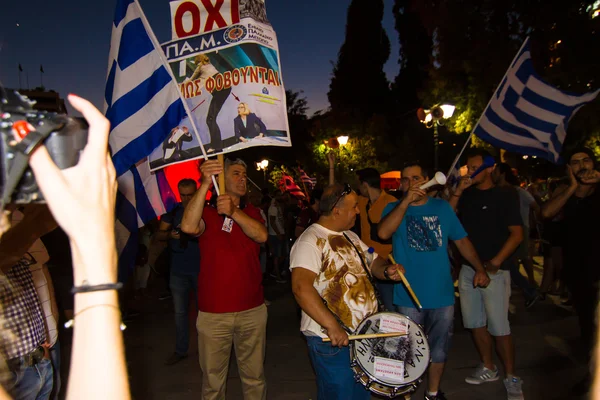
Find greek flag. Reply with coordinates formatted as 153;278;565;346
106;0;184;279
474;37;600;164
297;166;317;190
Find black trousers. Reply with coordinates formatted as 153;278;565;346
564;251;599;360
206;86;231;150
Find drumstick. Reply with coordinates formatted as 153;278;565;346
322;332;408;342
388;254;423;310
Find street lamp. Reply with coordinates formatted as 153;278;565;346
256;159;269;185
418;104;455;170
337;136;349;146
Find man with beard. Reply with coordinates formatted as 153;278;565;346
541;147;600;395
290;183;405;400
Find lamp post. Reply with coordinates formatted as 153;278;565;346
418;104;455;170
255;159;269;186
337;135;349;146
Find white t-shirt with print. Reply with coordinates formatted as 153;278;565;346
290;223;379;338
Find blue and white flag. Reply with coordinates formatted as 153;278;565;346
474;37;600;164
106;0;187;176
106;0;185;279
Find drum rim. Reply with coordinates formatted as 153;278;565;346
349;311;432;389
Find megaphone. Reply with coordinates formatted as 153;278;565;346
420;172;447;190
470;156;496;179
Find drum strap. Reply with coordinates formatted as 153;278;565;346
342;233;386;312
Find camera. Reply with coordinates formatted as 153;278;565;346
0;87;88;208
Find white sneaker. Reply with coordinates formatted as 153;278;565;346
504;376;524;400
465;363;499;384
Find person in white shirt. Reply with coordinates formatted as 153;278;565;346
290;183;405;400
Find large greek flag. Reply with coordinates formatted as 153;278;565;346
474;37;600;163
106;0;183;279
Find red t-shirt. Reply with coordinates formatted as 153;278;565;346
197;204;265;313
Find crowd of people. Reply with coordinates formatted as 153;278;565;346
0;94;599;400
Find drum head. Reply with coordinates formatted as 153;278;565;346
350;312;430;397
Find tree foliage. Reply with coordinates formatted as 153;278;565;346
394;0;600;162
328;0;391;125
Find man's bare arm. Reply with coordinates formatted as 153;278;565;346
541;184;575;219
0;206;57;271
232;208;268;244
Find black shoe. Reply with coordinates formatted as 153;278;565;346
165;353;188;366
159;292;172;300
561;297;573;306
425;390;447;400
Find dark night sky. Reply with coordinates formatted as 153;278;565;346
0;0;399;116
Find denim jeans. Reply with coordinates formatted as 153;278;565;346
49;341;61;400
459;266;511;336
376;280;395;311
9;358;53;400
305;336;371;400
170;272;198;356
395;305;454;363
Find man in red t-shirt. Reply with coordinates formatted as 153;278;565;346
182;158;268;400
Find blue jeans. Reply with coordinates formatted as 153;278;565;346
395;305;454;363
305;336;370;400
49;341;61;400
376;280;396;311
9;358;53;400
170;272;198;356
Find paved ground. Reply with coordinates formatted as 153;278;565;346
58;261;590;400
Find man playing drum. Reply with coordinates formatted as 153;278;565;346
290;183;405;400
379;162;490;400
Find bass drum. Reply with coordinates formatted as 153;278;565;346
350;312;430;398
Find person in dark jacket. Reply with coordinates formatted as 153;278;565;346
234;103;267;142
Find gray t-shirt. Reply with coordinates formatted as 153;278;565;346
516;187;535;229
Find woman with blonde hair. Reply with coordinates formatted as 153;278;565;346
188;53;230;153
234;102;267;143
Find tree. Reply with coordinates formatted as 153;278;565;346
391;0;432;113
404;0;600;164
307;111;389;184
285;89;311;163
328;0;391;125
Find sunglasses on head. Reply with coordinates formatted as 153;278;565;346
330;183;352;212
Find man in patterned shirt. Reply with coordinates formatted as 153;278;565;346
290;183;405;400
0;206;56;399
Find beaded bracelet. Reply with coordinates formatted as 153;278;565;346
71;281;123;294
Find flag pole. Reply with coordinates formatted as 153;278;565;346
134;0;221;195
40;65;44;88
445;36;530;178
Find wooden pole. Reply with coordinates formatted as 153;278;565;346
388;254;423;310
218;154;225;194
